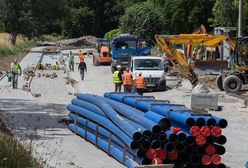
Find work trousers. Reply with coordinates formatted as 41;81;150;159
124;85;132;92
114;83;122;92
12;73;18;89
136;88;144;95
80;70;85;80
69;61;74;71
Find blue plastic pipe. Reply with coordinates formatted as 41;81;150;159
76;94;143;141
103;92;141;102
212;116;228;128
103;97;161;134
123;97;155;109
72;98;150;137
67;104;139;149
69;112;123;148
69;123;134;168
165;131;178;143
71;99;105;117
143;111;171;131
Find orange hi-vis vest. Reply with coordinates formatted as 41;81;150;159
79;51;84;61
135;76;145;89
123;72;132;85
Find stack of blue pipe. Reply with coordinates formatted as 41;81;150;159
103;92;228;168
67;93;172;168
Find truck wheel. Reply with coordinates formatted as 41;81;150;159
223;75;242;93
216;74;224;91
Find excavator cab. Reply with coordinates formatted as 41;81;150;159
235;37;248;67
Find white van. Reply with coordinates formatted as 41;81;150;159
129;56;166;90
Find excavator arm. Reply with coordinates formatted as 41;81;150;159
155;34;237;87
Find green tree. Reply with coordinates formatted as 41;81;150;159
66;6;96;37
104;29;121;41
119;2;163;39
1;0;38;45
209;0;238;27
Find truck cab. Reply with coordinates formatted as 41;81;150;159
129;56;166;90
111;34;151;72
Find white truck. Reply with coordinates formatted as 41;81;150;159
129;56;166;91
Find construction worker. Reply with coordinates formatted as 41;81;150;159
66;51;74;71
134;72;145;95
122;68;132;92
10;59;22;89
79;50;84;62
113;65;122;92
78;59;87;80
53;62;60;70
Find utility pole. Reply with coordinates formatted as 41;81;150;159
238;0;243;37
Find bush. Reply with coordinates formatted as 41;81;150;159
104;29;121;41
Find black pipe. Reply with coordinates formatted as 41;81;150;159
158;133;167;142
141;140;151;150
191;155;200;163
176;142;185;153
215;144;226;155
177;132;187;142
206;136;214;144
217;163;226;168
136;148;146;158
186;135;195;145
164;142;175;152
196;146;205;155
151;140;161;150
215;135;227;145
195;117;206;127
143;130;152;140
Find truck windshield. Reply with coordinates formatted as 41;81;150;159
114;41;137;49
134;59;163;70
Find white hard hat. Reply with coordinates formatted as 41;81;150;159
117;65;121;69
138;72;142;75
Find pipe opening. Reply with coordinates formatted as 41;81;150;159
217;163;226;168
146;148;157;159
186;118;195;127
133;132;143;141
218;119;228;128
178;132;187;142
206;136;214;144
211;154;221;165
157;149;167;159
196;135;206;146
168;133;178;143
197;146;205;155
207;118;216;126
201;155;211;165
205;145;216;156
151;140;161;150
185;146;194;154
136;149;146;158
158;134;167;142
143;130;152;140
215;145;225;155
184;163;194;168
152;125;161;134
130;141;139;150
164;143;175;152
200;126;211;137
162;158;171;164
215;135;227;145
141;140;151;150
167;151;178;160
159;118;171;131
196;117;206;127
141;158;151;165
197;164;205;168
190;126;200;137
191;155;200;163
186;135;195;145
175;143;185;153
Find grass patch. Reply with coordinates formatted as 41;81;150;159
0;33;35;57
0;120;42;168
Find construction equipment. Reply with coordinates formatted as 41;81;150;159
110;34;151;72
155;34;248;93
93;45;112;66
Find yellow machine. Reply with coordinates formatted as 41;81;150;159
155;34;248;93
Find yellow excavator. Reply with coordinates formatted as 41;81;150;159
155;34;248;93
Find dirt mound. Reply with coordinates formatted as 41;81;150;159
57;36;97;47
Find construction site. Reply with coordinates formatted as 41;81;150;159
0;29;247;168
1;1;248;168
